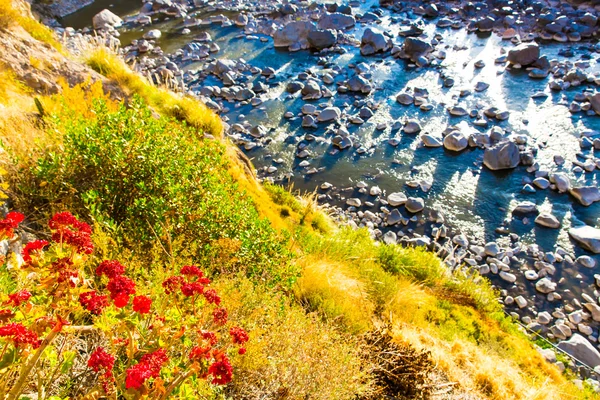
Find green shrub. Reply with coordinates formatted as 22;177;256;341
14;96;295;287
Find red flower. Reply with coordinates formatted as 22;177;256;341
181;282;204;297
106;275;136;302
49;212;93;254
125;348;168;389
203;289;221;305
212;308;228;326
132;295;152;314
189;346;211;361
202;331;218;346
180;265;201;276
96;260;125;279
238;347;246;355
79;291;109;315
162;276;183;295
0;212;24;238
0;323;41;348
88;347;115;377
229;327;249;345
113;294;130;308
208;356;233;385
22;240;49;263
6;290;31;307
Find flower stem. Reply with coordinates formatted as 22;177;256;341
158;369;194;400
4;328;60;400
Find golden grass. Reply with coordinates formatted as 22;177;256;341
0;0;64;53
294;256;373;334
84;48;223;137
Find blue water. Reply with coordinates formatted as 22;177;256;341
62;1;599;271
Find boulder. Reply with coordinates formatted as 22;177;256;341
317;12;356;30
403;120;421;134
569;226;600;254
549;173;570;193
307;29;338;50
535;278;556;294
143;29;162;40
443;131;468;152
421;134;443;147
360;28;391;56
405;197;425;213
591;93;600;116
483;141;520;170
317;107;341;122
92;9;123;30
403;37;433;59
507;42;540;66
535;213;560;229
557;334;600;368
387;192;407;207
569;187;600;207
273;21;316;49
301;80;321;99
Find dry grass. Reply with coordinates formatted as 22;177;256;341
294;256;373;334
84;47;222;137
0;0;64;53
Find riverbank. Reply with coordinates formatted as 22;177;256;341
0;0;598;398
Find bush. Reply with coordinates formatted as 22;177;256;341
0;211;248;398
13;93;295;288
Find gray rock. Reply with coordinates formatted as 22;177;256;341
535;213;560;229
499;271;517;283
569;187;600;207
317;107;341;122
273;21;316;49
143;29;162;40
346;198;361;207
443;131;468;152
92;9;123;30
507;42;540;66
403;37;433;59
386;209;402;225
513;201;538;215
421;134;442;148
577;255;596;269
383;231;397;244
405;197;425;213
404;120;421;134
535;278;557;294
307;29;338;50
361;28;391;56
317;12;355;31
569;226;600;254
549;173;570;193
396;93;414;105
388;192;407;207
557;334;600;368
483;141;520;170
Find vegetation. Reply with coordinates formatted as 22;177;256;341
0;2;597;398
0;0;63;52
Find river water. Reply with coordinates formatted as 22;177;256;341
61;1;599;291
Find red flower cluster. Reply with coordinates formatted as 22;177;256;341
48;212;93;255
162;276;183;295
0;212;24;238
0;323;41;348
212;308;228;325
203;289;221;305
79;291;109;315
229;327;249;345
88;347;115;378
22;240;49;263
181;282;203;297
96;260;125;279
6;290;31;307
208;352;233;385
163;266;211;299
46;257;79;288
106;275;136;308
132;295;152;314
125;348;169;389
202;331;218;346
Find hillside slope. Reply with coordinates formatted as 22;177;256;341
0;1;596;399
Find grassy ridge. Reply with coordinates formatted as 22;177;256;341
0;2;597;397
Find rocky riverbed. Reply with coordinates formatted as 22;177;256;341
52;0;600;386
